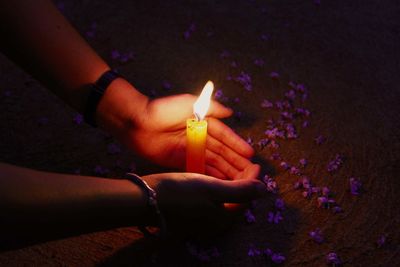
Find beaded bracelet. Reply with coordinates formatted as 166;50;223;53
84;69;121;127
125;173;167;238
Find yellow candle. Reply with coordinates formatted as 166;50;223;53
186;81;214;174
186;119;207;173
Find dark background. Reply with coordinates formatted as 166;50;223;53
0;0;399;266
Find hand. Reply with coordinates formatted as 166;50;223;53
133;94;256;179
141;171;267;236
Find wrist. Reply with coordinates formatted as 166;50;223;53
96;77;149;135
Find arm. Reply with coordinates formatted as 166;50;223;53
0;163;266;243
0;0;148;129
0;163;150;240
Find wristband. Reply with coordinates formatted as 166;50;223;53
84;69;122;127
125;173;167;238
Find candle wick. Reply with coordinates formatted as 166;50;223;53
194;112;201;121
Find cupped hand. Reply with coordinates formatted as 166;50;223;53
127;93;255;180
141;171;267;236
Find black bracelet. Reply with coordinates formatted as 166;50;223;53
125;173;167;238
84;69;122;127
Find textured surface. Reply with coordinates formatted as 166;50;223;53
0;0;399;266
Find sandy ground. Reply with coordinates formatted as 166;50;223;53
0;0;399;266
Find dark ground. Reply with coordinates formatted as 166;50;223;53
0;0;399;266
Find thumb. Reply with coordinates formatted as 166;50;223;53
208;178;268;203
208;100;233;119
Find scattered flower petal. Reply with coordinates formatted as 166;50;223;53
244;209;256;223
73;113;83;125
271;253;286;264
275;198;285;210
267;211;283;224
349;177;362;195
315;135;326;145
309;228;324;243
269;72;280;79
326;252;341;265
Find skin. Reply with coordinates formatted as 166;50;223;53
0;0;267;240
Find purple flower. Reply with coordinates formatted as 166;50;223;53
231;61;238;68
275;198;285;210
111;49;120;60
244;209;256;223
246;137;253;146
317;196;328;208
269;72;280;79
349;177;362;195
295;83;306;93
214;89;224;100
302;189;312;198
275;101;284;110
315;135;326;145
235;111;243;121
290;166;301;175
302;177;312;189
261;99;274;108
284;89;296;100
311;186;321;193
267;211;283;224
119;51;135;63
309;228;324;243
248;244;261;257
280;161;290;170
183;23;196;40
333;206;343;214
73;113;83;125
233;97;240;103
235;71;252;91
263;248;273;256
377;234;387;248
299;158;308;168
294;181;301;189
254;58;265;67
322;186;330;196
270;153;281;161
268;140;280;149
281;111;293;120
162;80;172;90
257;138;269;149
271;253;286;264
326;252;341;265
327;154;344;173
302;120;310;128
263;175;278;193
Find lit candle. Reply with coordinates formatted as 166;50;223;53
186;81;214;173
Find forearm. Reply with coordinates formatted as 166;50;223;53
0;0;107;111
0;0;149;131
0;163;152;239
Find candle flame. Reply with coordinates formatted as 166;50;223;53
193;81;214;121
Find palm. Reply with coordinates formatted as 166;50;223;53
125;94;256;179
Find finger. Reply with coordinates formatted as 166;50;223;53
206;149;241;180
237;163;261;180
207;118;254;158
205;165;229;180
207;135;254;172
208;100;233;119
208;179;268;203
